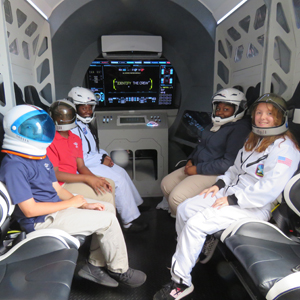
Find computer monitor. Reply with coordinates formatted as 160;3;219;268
85;59;177;110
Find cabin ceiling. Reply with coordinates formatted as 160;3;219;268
27;0;246;22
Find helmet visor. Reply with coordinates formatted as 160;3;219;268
12;111;55;143
53;104;76;125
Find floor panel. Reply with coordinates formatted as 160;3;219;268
69;197;251;300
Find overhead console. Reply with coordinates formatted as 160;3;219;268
85;59;177;110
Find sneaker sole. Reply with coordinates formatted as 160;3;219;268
199;240;219;264
78;269;119;287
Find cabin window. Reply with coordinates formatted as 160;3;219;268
217;84;223;92
9;39;18;55
36;59;50;83
40;83;52;104
227;27;241;41
16;9;27;28
239;15;250;33
274;36;291;74
234;45;244;62
38;37;48;57
276;3;290;33
25;22;38;37
272;73;287;95
247;43;259;58
218;40;227;59
257;34;264;47
254;5;266;30
293;0;300;28
22;41;30;60
217;61;229;84
225;39;233;57
32;35;40;55
4;0;13;24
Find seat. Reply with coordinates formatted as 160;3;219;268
224;172;300;300
14;82;26;105
0;181;79;300
24;85;49;112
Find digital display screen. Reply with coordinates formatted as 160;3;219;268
85;59;176;110
119;117;146;124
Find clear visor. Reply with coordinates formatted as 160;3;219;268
12;111;55;143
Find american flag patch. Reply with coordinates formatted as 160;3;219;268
278;156;292;167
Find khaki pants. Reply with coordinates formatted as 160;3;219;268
35;199;128;273
63;178;116;207
161;167;218;216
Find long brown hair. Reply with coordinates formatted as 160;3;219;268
244;103;299;152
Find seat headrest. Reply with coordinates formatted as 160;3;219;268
283;171;300;217
0;182;14;227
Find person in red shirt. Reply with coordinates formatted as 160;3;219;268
47;100;115;206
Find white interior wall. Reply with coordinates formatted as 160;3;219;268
214;0;300;102
214;0;266;94
0;0;55;114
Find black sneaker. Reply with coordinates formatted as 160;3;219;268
108;267;147;288
123;220;148;233
153;281;194;300
78;263;119;287
198;235;218;264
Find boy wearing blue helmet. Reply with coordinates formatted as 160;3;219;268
0;104;146;289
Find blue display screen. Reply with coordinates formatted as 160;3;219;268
85;59;176;110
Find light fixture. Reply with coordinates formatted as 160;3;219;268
217;0;248;25
26;0;48;20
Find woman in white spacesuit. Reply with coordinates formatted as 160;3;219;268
153;93;300;300
68;87;147;233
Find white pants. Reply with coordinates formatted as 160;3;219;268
161;167;218;216
35;199;128;273
88;163;143;224
171;190;270;286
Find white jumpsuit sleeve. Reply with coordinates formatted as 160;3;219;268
235;141;299;209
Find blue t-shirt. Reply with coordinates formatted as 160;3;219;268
0;154;61;233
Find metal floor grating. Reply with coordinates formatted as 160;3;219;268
69;197;251;300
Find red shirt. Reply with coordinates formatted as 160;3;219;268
47;131;83;185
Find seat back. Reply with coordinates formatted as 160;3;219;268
24;85;49;112
14;82;26;105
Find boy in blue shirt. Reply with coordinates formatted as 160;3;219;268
0;104;146;288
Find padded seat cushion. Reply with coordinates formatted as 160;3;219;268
226;225;300;297
0;236;78;300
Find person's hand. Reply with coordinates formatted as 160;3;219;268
81;202;105;211
212;196;229;210
103;156;114;167
184;165;197;175
200;185;220;198
85;176;112;195
68;195;87;208
185;160;193;168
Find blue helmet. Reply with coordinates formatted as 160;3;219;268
2;105;55;159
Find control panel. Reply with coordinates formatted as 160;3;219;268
95;111;168;197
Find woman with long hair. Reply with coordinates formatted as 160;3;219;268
154;93;300;300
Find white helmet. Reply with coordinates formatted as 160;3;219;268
2;105;55;159
211;88;248;127
251;93;288;136
68;87;97;123
49;99;77;131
